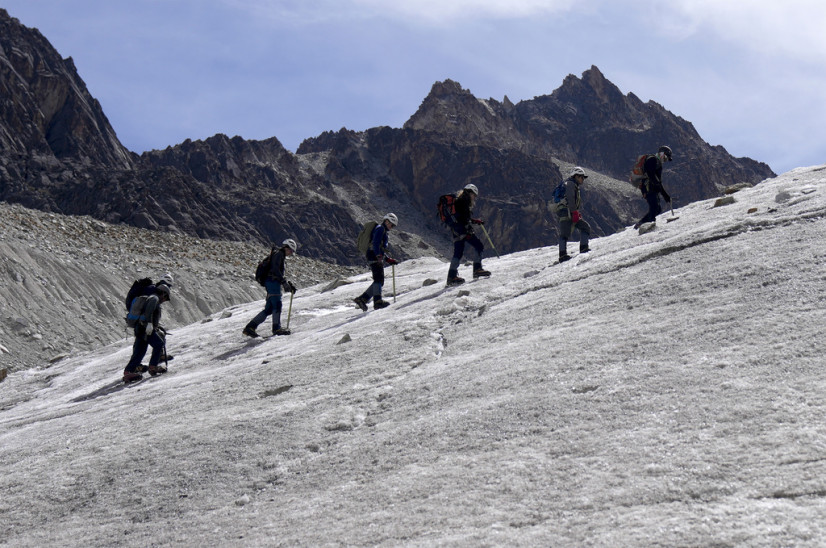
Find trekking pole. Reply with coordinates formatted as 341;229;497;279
667;201;680;222
392;264;397;303
285;291;294;330
479;223;500;258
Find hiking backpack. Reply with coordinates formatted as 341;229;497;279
125;278;153;311
631;154;651;189
255;248;276;286
125;295;150;328
356;221;379;255
437;194;458;225
552;180;567;205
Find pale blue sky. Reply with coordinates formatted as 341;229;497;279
4;0;825;173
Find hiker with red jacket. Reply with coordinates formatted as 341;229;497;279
555;167;591;262
634;145;673;229
244;239;298;337
446;184;490;285
354;213;399;311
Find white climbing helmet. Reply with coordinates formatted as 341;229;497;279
383;213;398;227
282;238;298;252
570;166;588;179
464;183;479;196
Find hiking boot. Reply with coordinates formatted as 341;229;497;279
242;326;259;338
353;297;368;312
473;268;491;279
559;254;572;263
579;246;590;254
135;364;149;373
123;370;143;383
373;299;390;310
148;364;168;376
446;276;465;286
273;328;291;336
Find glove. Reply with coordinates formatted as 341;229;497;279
285;281;297;294
145;323;154;337
385;257;399;265
471;218;484;225
572;211;582;223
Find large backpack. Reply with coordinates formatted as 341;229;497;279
255;247;276;286
631;154;651;190
125;295;150;328
125;278;153;311
437;194;458;225
551;180;568;212
356;221;379;255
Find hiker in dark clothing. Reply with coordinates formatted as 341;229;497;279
123;284;171;383
555;167;591;262
243;239;298;338
446;184;490;286
635;145;673;229
354;214;399;311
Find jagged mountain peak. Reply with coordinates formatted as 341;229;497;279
0;9;134;170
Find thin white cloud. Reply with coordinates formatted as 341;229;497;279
218;0;583;26
352;0;580;23
654;0;826;62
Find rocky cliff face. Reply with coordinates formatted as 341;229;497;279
405;67;775;206
0;9;775;269
0;9;134;180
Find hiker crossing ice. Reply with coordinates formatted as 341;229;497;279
244;239;298;338
123;279;172;383
632;145;674;230
353;213;400;312
552;167;592;263
437;183;491;286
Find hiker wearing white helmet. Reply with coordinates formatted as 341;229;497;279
442;183;490;286
354;213;399;311
123;283;171;383
554;167;591;263
634;145;673;229
244;238;298;337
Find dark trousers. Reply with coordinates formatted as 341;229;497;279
558;218;591;256
359;252;385;302
126;328;164;373
449;235;484;271
638;192;662;226
248;280;283;331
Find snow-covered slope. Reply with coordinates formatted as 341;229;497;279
2;165;826;546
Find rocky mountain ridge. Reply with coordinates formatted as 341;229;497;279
0;8;775;269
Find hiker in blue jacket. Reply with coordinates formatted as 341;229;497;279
123;284;171;383
446;183;490;286
555;167;591;262
634;145;673;229
243;239;297;338
354;213;399;311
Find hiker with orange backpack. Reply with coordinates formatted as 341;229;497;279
440;183;490;286
633;145;673;229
